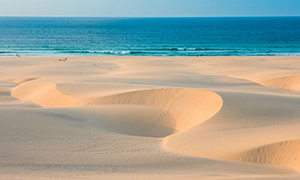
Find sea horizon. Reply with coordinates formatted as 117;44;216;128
1;15;300;17
1;16;299;57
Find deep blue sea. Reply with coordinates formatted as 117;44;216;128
0;17;300;57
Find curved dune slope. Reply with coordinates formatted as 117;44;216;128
12;83;82;108
12;82;223;134
258;75;300;92
236;139;300;172
85;88;223;131
77;105;178;137
229;75;300;92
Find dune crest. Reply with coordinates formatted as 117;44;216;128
12;82;82;108
84;88;223;132
12;81;223;133
3;77;44;84
228;74;300;92
236;139;300;172
258;75;300;92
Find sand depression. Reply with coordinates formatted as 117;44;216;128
2;56;300;180
11;78;223;137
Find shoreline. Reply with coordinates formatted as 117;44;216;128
1;55;299;58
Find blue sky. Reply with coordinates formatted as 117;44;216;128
0;0;299;17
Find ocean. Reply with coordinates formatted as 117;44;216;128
0;17;299;57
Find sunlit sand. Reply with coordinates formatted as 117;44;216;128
1;56;300;179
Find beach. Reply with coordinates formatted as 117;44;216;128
1;56;300;180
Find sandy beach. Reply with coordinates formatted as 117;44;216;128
1;56;300;179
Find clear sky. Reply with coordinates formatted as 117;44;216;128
0;0;299;17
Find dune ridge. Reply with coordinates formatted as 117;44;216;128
11;81;223;133
236;139;300;172
12;83;82;108
85;88;223;131
258;75;300;92
3;77;44;84
228;74;300;92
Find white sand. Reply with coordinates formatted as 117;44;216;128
1;56;300;179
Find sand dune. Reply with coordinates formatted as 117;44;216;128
258;75;300;92
12;82;82;108
2;56;300;179
76;105;178;137
163;90;300;162
228;74;300;92
85;88;223;132
236;139;300;172
12;81;223;135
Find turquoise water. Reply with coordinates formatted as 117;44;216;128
0;17;299;57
